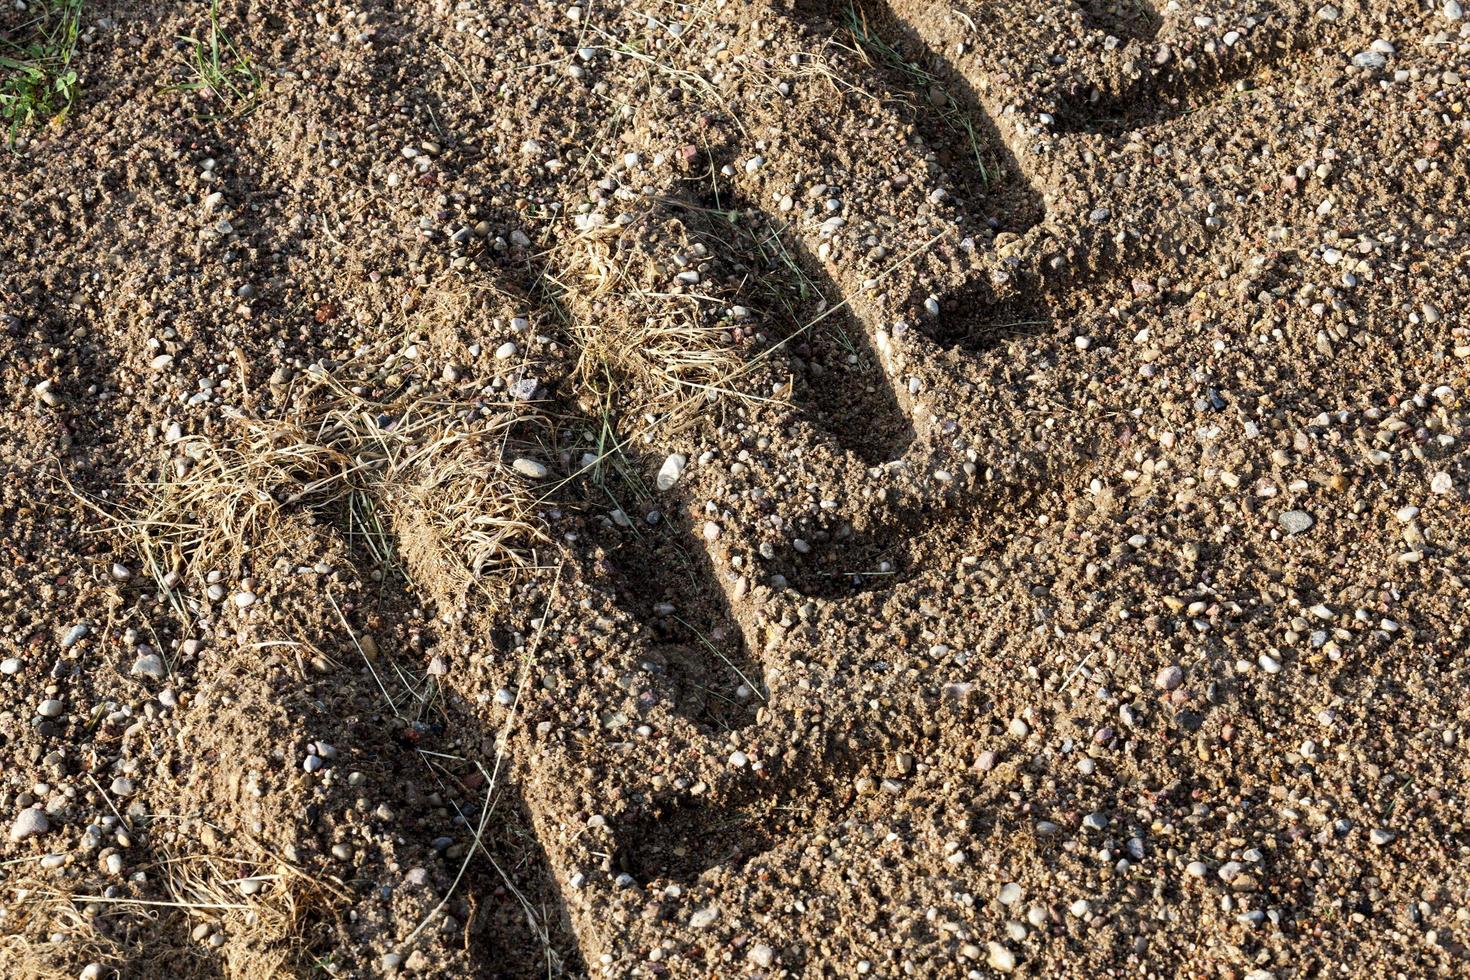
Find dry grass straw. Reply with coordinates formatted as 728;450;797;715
0;876;127;980
156;851;351;978
550;206;749;438
1;848;350;979
85;345;552;612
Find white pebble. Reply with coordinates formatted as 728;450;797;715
513;458;549;479
656;454;687;491
131;653;167;681
986;942;1016;973
9;807;49;843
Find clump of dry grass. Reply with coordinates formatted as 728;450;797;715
0;849;350;980
155;851;351;979
550;205;750;438
80;345;553;612
0;873;127;980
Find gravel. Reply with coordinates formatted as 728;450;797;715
2;0;1467;976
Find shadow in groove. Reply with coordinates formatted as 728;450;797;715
1077;0;1163;43
584;467;767;734
792;0;1044;235
612;686;984;887
678;192;918;467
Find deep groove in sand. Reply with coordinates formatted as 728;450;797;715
1076;0;1164;44
594;6;1338;893
1052;28;1312;135
615;715;948;885
679;190;917;467
590;496;767;733
516;257;770;734
795;0;1043;234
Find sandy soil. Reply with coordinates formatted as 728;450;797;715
3;0;1470;977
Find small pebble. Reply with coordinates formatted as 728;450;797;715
986;941;1016;973
513;458;549;479
1278;510;1314;535
131;653;167;681
656;453;687;491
